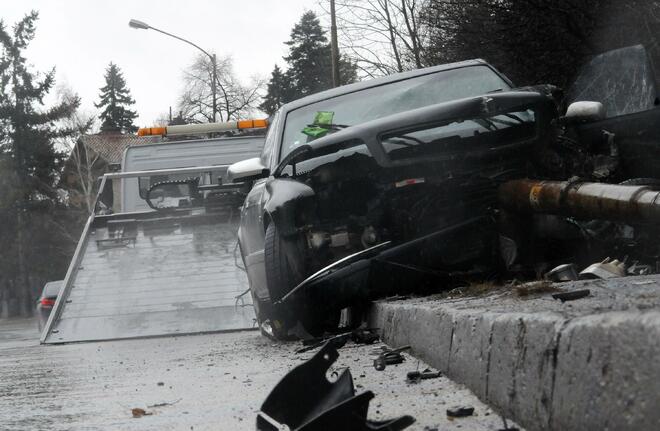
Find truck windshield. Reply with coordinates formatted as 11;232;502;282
280;65;511;160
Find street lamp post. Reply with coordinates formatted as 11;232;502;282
129;19;218;122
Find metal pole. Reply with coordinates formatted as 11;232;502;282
330;0;341;87
498;179;660;222
129;21;217;123
211;54;217;122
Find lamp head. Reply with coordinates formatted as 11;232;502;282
129;19;150;30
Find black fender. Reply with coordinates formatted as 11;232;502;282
264;178;316;237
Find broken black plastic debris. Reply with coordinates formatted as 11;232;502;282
295;328;379;354
552;289;590;302
257;341;414;430
446;406;475;418
374;345;410;371
296;332;349;354
406;370;442;383
351;328;380;344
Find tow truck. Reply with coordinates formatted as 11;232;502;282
40;120;267;344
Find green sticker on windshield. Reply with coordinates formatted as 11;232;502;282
302;126;329;138
313;111;334;126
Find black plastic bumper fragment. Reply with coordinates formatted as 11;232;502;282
257;342;415;431
277;216;490;315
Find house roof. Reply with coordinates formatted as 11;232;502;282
80;131;162;164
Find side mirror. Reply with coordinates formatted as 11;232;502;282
227;157;270;183
564;101;605;124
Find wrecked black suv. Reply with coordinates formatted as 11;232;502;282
229;47;660;339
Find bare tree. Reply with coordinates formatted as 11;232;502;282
64;133;100;213
178;54;264;123
321;0;428;78
55;85;99;214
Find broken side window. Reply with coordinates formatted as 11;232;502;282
567;45;658;118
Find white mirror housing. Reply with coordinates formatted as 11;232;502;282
565;101;606;123
227;157;269;183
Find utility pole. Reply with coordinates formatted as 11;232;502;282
330;0;341;87
211;54;217;122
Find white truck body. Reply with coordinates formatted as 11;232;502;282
120;135;264;212
41;133;265;344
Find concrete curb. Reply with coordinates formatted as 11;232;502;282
369;279;660;431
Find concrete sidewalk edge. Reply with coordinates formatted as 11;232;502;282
369;300;660;431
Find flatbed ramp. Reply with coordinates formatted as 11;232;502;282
42;211;255;344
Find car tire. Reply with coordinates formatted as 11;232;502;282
264;223;304;302
263;223;307;337
264;223;346;338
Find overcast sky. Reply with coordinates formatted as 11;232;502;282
2;0;321;127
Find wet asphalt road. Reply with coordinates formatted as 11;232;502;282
1;318;520;430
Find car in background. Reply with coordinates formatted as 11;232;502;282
36;280;63;332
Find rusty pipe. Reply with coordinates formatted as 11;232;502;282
498;179;660;223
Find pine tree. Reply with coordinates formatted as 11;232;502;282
261;11;358;112
0;11;80;315
284;11;332;97
259;65;291;115
95;63;138;133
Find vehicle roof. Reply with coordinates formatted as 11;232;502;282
280;59;492;113
43;280;64;298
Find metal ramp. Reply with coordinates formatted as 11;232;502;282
42;167;256;344
43;214;254;344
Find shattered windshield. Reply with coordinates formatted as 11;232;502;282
280;65;511;160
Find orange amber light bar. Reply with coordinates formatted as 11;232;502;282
137;126;167;136
237;119;268;129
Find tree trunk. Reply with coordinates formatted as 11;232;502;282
14;207;31;316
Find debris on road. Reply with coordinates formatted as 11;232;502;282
545;263;579;282
373;345;410;371
295;327;379;354
257;342;415;430
406;370;442;383
446;406;475;418
579;258;626;280
131;408;152;418
147;398;182;408
552;289;591;302
633;280;656;286
351;327;380;344
295;332;348;354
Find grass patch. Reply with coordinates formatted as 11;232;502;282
514;280;560;297
446;281;505;298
